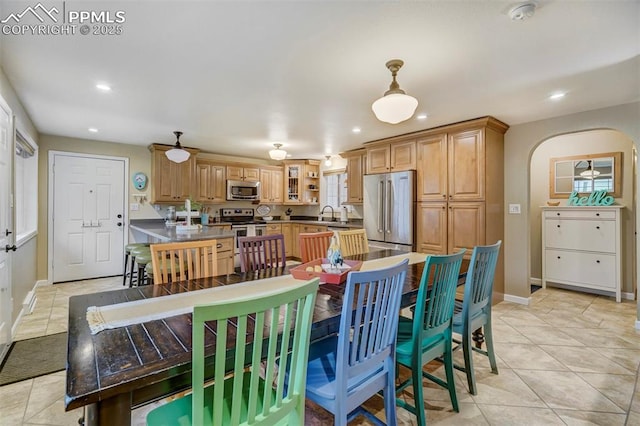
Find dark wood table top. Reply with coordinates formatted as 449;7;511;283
65;250;467;412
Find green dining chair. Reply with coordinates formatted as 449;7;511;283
395;250;465;426
146;278;320;426
452;240;502;395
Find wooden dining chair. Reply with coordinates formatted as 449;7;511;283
298;231;334;263
305;259;409;425
238;234;286;273
149;239;218;285
452;240;502;395
395;250;465;426
337;229;369;257
146;278;320;426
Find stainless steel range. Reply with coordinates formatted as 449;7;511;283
220;208;267;267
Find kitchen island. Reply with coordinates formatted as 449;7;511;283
129;219;235;274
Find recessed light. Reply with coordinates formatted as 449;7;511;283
416;114;428;120
352;127;361;133
96;83;111;92
549;92;566;100
88;128;98;133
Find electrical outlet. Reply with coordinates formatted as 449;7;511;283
130;203;140;211
508;204;521;214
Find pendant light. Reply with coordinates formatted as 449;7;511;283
165;131;190;163
371;59;418;124
580;160;600;179
269;143;287;160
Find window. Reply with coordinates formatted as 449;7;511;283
323;169;347;210
14;128;38;245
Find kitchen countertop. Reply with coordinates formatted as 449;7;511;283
263;219;359;228
130;219;235;242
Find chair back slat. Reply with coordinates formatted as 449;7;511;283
335;259;408;382
192;279;319;426
299;231;334;263
150;239;218;284
415;251;465;343
238;234;287;273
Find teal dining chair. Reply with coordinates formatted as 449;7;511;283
304;259;409;425
395;250;465;426
452;240;502;395
146;277;319;426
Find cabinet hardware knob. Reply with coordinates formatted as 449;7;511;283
557;213;560;216
557;225;560;228
442;194;446;198
557;256;561;259
596;226;600;229
596;260;600;263
596;213;600;216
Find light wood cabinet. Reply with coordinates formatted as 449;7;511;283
448;128;485;201
260;167;284;203
542;206;622;302
303;161;320;205
227;165;260;182
264;223;282;235
366;140;416;174
215;236;234;276
283;160;320;205
281;223;294;257
342;149;365;204
195;160;226;203
149;144;199;203
416;134;448;202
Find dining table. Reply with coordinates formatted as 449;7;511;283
65;249;468;426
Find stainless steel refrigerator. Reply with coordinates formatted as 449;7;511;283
363;170;415;251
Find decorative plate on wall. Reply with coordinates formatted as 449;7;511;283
256;204;271;216
132;172;148;190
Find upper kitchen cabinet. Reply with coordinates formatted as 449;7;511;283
283;160;320;205
227;165;260;182
366;140;416;174
342;149;365;204
149;144;199;203
260;166;284;204
195;159;226;203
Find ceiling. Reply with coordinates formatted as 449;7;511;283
0;1;638;161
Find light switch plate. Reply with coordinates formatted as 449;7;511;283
130;203;140;211
508;204;521;214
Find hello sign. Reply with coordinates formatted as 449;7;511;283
567;190;615;206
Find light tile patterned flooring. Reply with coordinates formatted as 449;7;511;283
1;277;639;425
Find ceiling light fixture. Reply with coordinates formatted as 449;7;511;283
580;160;600;179
352;127;361;133
324;155;332;167
88;127;98;133
549;92;566;100
509;2;536;21
371;59;418;124
165;131;190;163
416;113;428;120
269;143;287;161
95;83;112;92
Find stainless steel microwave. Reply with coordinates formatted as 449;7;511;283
227;180;261;201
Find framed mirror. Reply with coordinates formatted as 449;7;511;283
549;151;622;198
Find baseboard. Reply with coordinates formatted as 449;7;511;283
636;320;640;331
503;293;531;306
34;279;50;288
530;277;542;285
22;290;37;315
622;292;635;301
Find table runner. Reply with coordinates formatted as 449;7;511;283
87;252;428;334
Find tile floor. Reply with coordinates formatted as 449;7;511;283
1;277;639;425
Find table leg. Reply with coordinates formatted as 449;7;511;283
84;393;132;426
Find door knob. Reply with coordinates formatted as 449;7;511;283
117;214;123;219
5;245;17;252
117;222;123;227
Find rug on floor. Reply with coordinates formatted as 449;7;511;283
0;332;67;386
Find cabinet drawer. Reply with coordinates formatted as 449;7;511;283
545;250;616;289
215;238;234;252
299;225;327;233
544;219;616;252
544;210;616;220
265;224;282;234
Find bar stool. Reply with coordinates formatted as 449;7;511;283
129;246;152;287
145;258;183;285
123;243;150;286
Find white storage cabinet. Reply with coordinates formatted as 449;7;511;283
541;206;623;302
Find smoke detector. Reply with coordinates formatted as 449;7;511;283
509;2;537;21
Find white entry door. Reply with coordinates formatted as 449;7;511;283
0;97;13;359
52;154;125;283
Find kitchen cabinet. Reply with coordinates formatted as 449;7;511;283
281;223;296;257
211;236;234;276
265;223;282;235
227;165;260;182
542;206;622;302
366;140;416;174
260;167;284;203
342;149;365;204
413;117;507;296
283;160;320;205
195;160;226;203
149;144;199;203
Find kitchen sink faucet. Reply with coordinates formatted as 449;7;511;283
320;205;336;222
